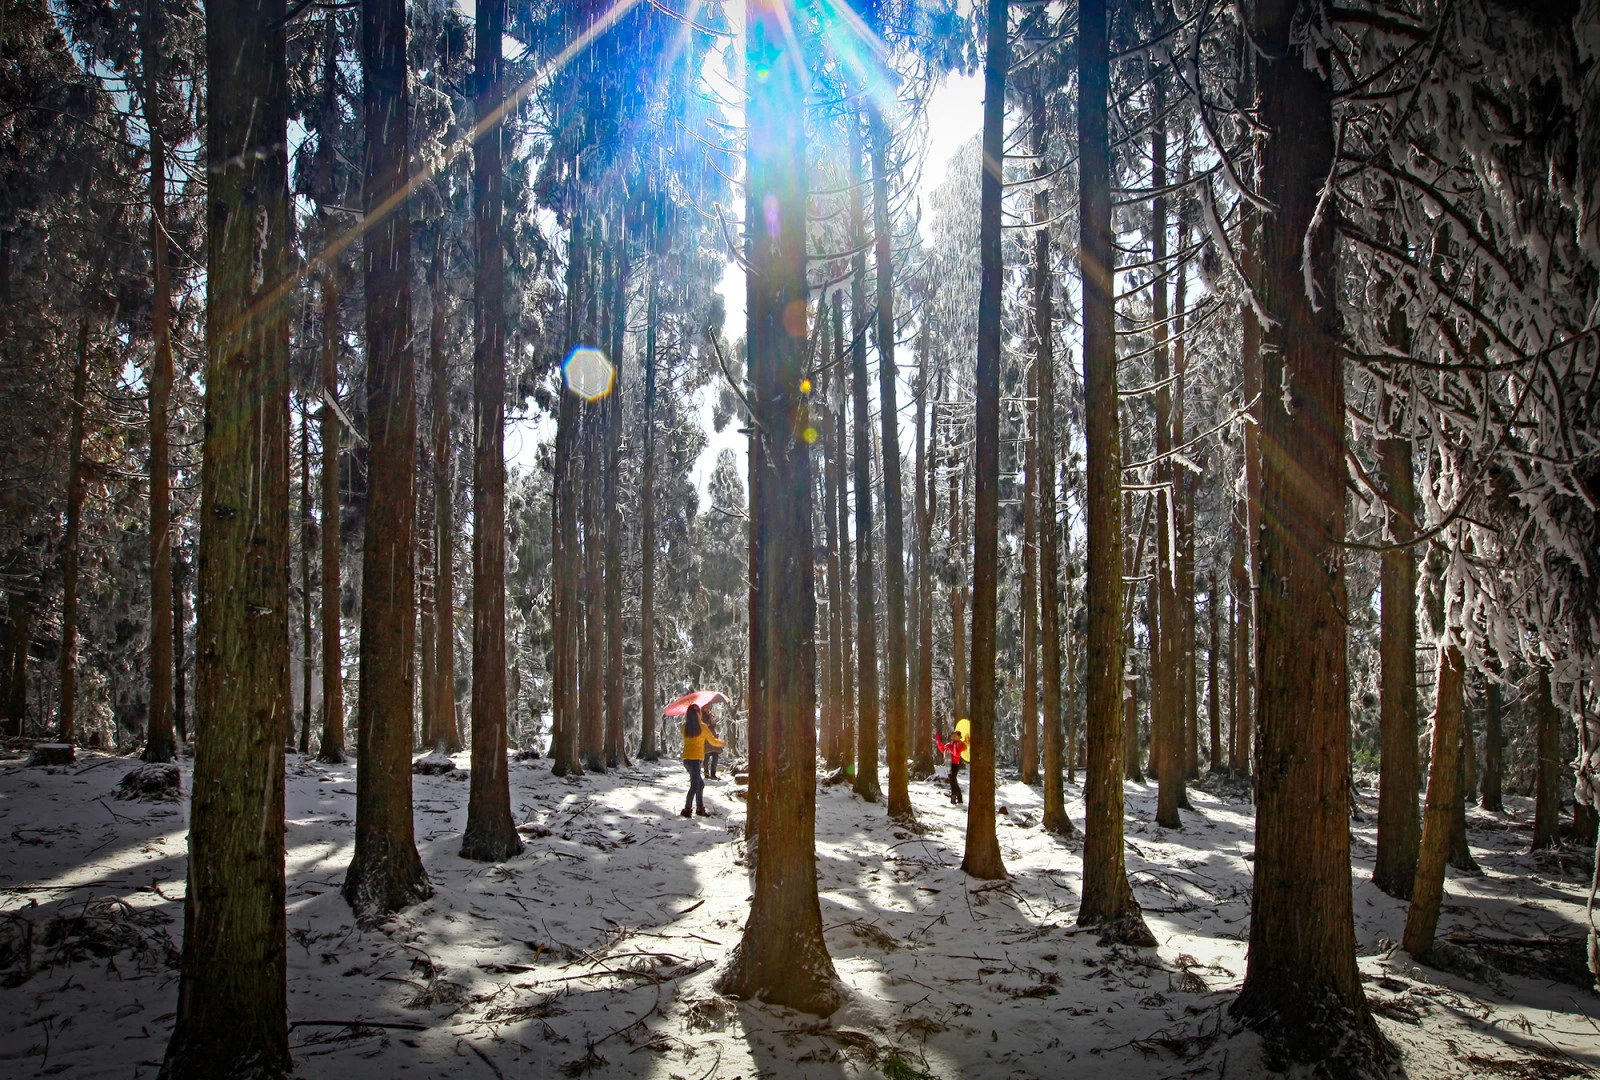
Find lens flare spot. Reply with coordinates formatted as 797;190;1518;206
800;378;812;395
783;300;808;338
803;426;819;444
764;192;781;238
562;346;614;402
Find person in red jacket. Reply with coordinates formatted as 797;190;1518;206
934;728;966;805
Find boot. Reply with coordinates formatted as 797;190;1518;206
679;806;692;818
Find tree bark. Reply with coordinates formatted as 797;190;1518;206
1124;491;1145;785
1207;576;1220;769
1403;644;1465;960
1078;57;1152;928
1150;73;1181;830
343;0;432;917
160;0;291;1063
57;317;89;747
603;248;627;769
143;0;176;762
461;0;521;863
1232;3;1380;1065
317;260;346;763
849;118;881;805
833;291;855;778
913;330;936;779
1374;414;1420;898
1480;678;1503;810
1533;669;1561;849
949;431;966;728
1448;704;1480;873
716;0;839;1013
820;310;842;769
582;395;604;772
1021;354;1039;787
419;441;438;749
866;98;912;821
298;399;314;754
313;15;345;764
960;0;1010;883
639;265;659;760
1036;128;1071;833
173;547;187;743
1230;507;1248;774
1174;233;1197;784
431;239;461;755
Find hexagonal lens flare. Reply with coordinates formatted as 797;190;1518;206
562;346;615;401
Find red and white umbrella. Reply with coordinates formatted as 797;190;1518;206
663;690;730;717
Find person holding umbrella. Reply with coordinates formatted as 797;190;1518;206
679;703;723;817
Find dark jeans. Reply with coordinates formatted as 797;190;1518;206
949;761;963;804
705;751;721;779
683;759;705;813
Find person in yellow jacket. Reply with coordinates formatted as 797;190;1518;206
680;703;724;817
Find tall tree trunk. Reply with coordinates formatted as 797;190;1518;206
1123;490;1145;784
552;214;587;778
1374;417;1420;898
1021;356;1039;787
603;249;627;769
1533;669;1561;849
1227;589;1238;770
639;265;659;760
833;291;855;778
317;260;347;763
1480;678;1503;810
160;0;291;1064
1149;72;1181;829
1207;575;1220;769
419;446;438;750
551;355;582;776
960;0;1010;882
1174;232;1197;784
1448;705;1480;873
1232;3;1379;1065
298;400;314;754
913;330;936;779
343;0;431;917
461;0;521;863
430;238;461;754
57;317;89;747
949;429;966;727
866;98;912;821
1035;112;1070;832
1402;643;1465;960
820;311;843;769
849;119;881;805
1077;7;1151;917
1230;506;1247;774
173;547;187;742
716;0;839;1013
582;399;604;771
143;0;176;762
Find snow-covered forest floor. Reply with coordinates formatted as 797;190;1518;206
1;748;1595;1079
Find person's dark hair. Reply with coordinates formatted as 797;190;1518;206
684;703;702;738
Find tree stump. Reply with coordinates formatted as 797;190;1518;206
27;743;76;766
